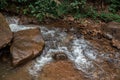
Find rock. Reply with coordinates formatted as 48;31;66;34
112;39;120;49
3;61;34;80
101;22;120;40
0;46;11;62
103;33;113;40
52;52;68;60
63;34;74;43
10;28;45;67
39;61;86;80
0;13;12;49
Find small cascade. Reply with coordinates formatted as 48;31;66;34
6;16;36;32
6;17;98;78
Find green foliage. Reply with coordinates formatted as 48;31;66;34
98;12;120;22
27;0;87;21
0;0;120;22
56;3;68;16
28;0;58;21
15;0;28;3
104;0;120;13
10;0;28;3
0;0;8;9
69;0;86;13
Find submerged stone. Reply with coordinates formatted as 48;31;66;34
10;28;45;67
0;13;12;50
52;52;68;60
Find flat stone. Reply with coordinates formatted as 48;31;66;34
10;28;45;67
39;61;86;80
0;13;12;49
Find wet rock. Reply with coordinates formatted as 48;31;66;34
3;61;34;80
63;34;74;43
101;22;120;40
10;28;45;67
112;39;120;49
0;13;12;49
39;61;86;80
52;52;68;60
103;33;113;40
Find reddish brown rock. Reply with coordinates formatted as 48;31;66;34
39;61;86;80
0;13;12;49
10;28;45;66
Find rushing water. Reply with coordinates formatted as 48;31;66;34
0;16;119;80
8;19;98;77
29;26;98;76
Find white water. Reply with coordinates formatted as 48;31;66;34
7;17;98;77
6;16;36;32
9;24;36;32
28;26;98;76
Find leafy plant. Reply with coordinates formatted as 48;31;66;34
104;0;120;13
28;0;58;21
98;12;120;22
16;0;28;3
0;0;8;9
111;0;120;13
68;0;86;14
0;0;120;22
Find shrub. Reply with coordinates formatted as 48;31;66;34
104;0;120;13
0;0;8;9
28;0;58;21
0;0;120;22
98;12;120;22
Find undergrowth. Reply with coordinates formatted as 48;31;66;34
0;0;120;22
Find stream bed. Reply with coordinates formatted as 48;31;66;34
0;16;120;80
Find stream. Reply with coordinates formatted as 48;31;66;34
0;16;120;80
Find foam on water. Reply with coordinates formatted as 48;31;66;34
6;16;36;32
28;25;97;76
29;53;53;75
9;24;36;32
70;39;97;73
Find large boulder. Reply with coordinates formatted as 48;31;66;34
10;28;45;67
39;61;86;80
0;13;12;49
